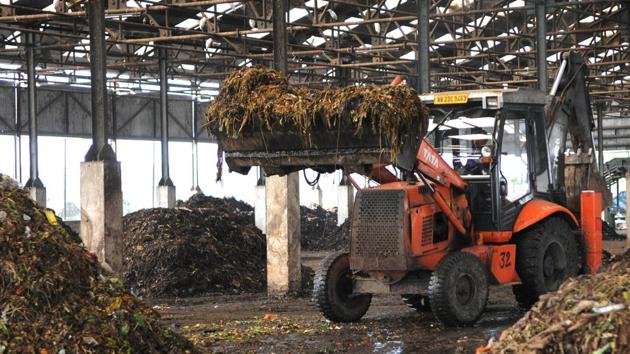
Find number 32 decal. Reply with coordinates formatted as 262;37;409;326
499;251;512;268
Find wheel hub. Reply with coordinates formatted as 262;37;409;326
455;274;475;305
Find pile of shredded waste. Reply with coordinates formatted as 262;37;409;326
0;174;195;353
176;193;254;217
489;253;630;353
122;206;265;298
205;66;427;155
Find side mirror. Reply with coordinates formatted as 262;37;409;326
500;177;508;196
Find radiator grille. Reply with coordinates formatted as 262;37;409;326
351;189;404;258
421;216;433;246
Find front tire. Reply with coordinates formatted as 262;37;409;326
313;251;371;322
428;252;489;326
513;217;579;308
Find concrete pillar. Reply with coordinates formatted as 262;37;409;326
266;173;301;296
26;187;46;207
81;0;122;273
337;177;354;226
255;184;266;233
316;185;324;207
80;161;123;272
157;185;176;208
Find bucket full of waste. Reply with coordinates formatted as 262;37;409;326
205;66;428;176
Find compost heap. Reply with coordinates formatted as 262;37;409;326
491;254;630;353
301;206;349;251
0;174;195;353
122;205;264;297
205;66;427;155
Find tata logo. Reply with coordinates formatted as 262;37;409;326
423;148;440;168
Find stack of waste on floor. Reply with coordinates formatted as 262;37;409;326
489;253;630;353
122;204;265;298
0;174;195;353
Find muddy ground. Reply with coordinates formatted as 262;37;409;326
151;252;521;354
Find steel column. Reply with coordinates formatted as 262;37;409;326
597;103;604;171
86;0;114;161
24;32;43;189
159;48;173;186
273;0;288;73
416;0;430;94
536;0;548;92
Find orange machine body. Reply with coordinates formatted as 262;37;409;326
366;140;603;284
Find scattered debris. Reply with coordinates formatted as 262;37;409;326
206;66;427;158
489;252;630;353
0;174;195;353
122;206;266;298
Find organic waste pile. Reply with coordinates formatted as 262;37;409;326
206;66;427;154
0;174;195;353
123;194;325;298
301;206;349;251
176;193;254;217
490;253;630;353
122;205;265;298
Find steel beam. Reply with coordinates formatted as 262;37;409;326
159;48;173;186
24;32;43;190
597;103;604;170
536;0;548;92
272;0;288;73
416;0;430;93
85;0;115;161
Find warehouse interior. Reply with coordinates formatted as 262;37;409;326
1;0;630;352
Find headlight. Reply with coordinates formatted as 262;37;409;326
481;146;492;158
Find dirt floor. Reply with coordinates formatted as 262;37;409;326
151;252;522;354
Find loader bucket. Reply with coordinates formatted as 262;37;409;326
206;66;427;176
216;117;423;176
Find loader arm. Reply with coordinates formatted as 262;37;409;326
546;52;610;210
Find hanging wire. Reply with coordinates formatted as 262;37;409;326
303;170;321;187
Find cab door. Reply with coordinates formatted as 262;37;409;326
492;105;541;230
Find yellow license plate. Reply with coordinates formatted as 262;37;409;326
433;93;469;105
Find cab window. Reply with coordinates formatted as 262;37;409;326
500;114;530;201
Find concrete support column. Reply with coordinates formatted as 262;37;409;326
265;0;301;297
337;176;354;226
255;169;266;233
266;174;301;296
316;185;323;207
80;161;123;272
23;32;46;206
158;48;176;208
416;0;430;93
255;184;266;233
81;0;123;272
535;0;548;92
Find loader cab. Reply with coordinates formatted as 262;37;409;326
422;89;550;231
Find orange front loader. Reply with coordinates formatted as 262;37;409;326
215;53;606;327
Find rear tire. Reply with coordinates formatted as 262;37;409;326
313;251;371;322
513;217;579;309
401;294;431;312
428;252;488;326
